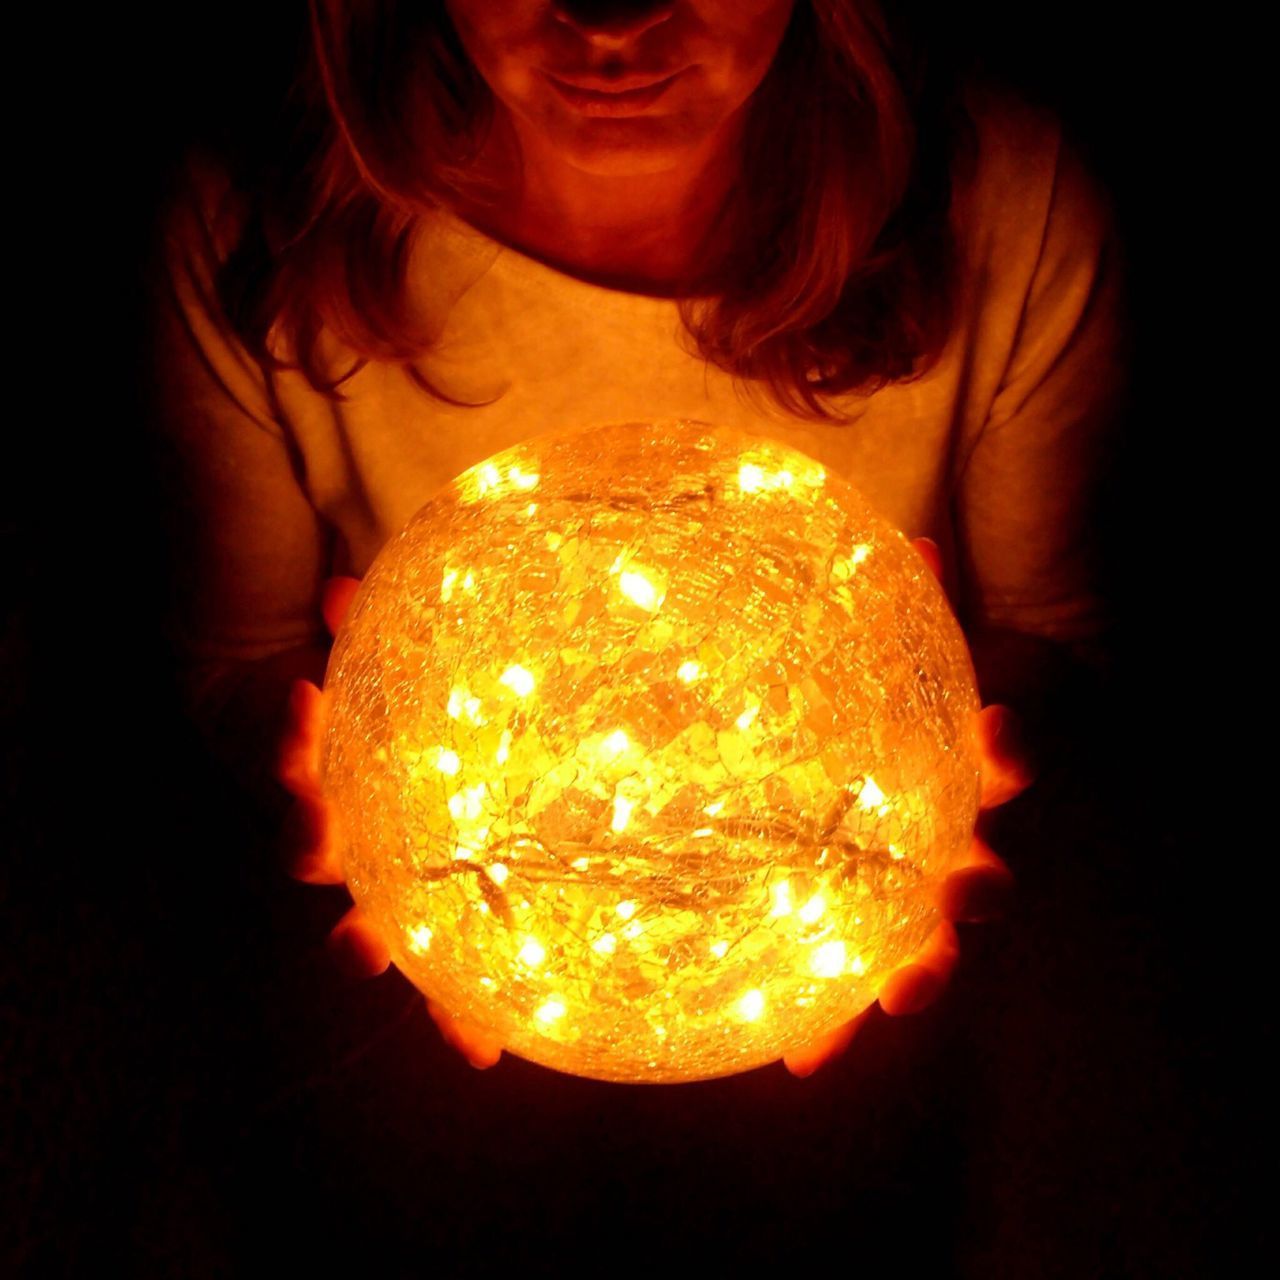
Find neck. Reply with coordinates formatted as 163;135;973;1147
463;111;744;295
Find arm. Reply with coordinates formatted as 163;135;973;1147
146;161;331;814
954;130;1126;745
147;164;499;1061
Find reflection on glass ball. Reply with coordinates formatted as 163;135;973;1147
322;420;980;1083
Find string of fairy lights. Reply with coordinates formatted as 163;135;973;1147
324;422;978;1082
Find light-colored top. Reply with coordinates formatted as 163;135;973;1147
150;85;1123;725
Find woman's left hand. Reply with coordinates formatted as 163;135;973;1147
782;538;1034;1077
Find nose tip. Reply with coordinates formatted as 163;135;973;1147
552;1;676;44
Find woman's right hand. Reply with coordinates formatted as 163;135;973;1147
274;575;503;1069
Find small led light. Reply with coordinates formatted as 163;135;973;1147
811;940;846;978
535;999;567;1024
499;665;536;697
618;570;660;611
857;777;886;810
798;896;826;925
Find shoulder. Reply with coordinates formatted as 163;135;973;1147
157;150;252;270
153;150;333;389
952;79;1115;273
947;78;1121;365
148;151;287;438
959;79;1062;179
151;149;255;348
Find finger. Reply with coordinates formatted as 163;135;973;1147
976;704;1035;809
276;679;326;797
911;536;943;582
783;1005;874;1078
325;904;392;980
322;577;362;638
878;921;960;1017
427;1000;504;1070
938;832;1014;923
280;793;346;884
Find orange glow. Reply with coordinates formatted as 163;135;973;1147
323;422;980;1082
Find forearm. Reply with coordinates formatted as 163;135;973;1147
190;642;331;818
967;624;1110;766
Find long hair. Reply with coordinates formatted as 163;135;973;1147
218;1;969;419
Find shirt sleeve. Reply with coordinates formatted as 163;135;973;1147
147;160;330;730
953;129;1126;650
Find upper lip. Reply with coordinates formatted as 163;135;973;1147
547;69;683;94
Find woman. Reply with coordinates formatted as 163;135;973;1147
150;0;1121;1073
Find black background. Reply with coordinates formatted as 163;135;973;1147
4;3;1249;1274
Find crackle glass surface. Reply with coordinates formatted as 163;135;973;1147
322;420;980;1082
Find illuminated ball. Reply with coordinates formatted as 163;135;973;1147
322;420;980;1082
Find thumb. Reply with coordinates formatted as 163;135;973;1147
322;576;362;638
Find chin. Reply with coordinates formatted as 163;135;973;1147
559;123;710;178
517;91;711;177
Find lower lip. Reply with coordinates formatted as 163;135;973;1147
547;72;683;117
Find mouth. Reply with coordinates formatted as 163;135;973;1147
546;69;686;117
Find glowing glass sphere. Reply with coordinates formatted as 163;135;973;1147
322;420;980;1082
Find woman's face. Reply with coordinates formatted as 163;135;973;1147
445;1;797;177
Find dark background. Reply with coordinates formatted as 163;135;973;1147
4;3;1248;1274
